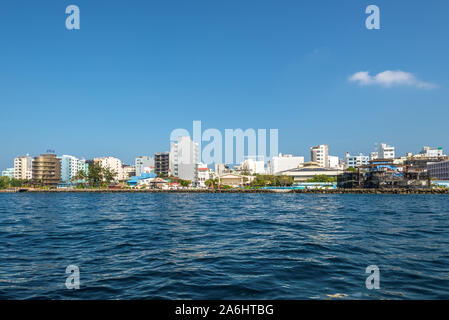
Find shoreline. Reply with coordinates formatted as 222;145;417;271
1;188;449;194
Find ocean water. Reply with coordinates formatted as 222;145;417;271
0;193;448;300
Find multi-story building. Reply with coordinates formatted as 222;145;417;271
269;154;304;175
310;145;329;168
370;152;379;160
94;157;124;181
14;154;33;180
379;143;395;159
419;146;444;158
428;160;449;180
345;153;369;168
135;156;154;177
154;152;170;176
32;154;61;186
170;136;199;181
61;155;88;183
122;165;136;180
2;168;15;178
239;159;265;174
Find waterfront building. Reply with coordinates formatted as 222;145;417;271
269;154;304;175
277;162;343;182
218;173;253;188
379;143;395;159
14;154;33;180
2;168;15;178
94;157;124;181
154;152;170;176
310;145;329;168
170;136;199;181
32;154;61;186
345;153;369;168
196;163;210;187
135;156;154;177
428;160;449;180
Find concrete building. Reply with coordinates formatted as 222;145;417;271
269;154;304;175
239;159;265;175
2;168;15;178
310;145;329;168
32;154;61;186
379;143;395;159
170;136;199;181
94;157;124;181
345;153;369;168
370;152;379;160
154;152;170;176
14;154;33;180
419;146;444;158
278;161;343;182
428;160;449;180
135;156;154;177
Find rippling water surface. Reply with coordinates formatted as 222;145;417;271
1;193;448;299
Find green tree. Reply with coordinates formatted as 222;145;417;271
347;167;357;172
0;176;10;189
9;178;24;188
179;180;191;187
102;167;117;185
88;162;103;187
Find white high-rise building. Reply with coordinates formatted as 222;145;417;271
270;154;304;175
135;156;154;176
310;145;329;168
170;136;199;181
379;143;395;159
14;154;33;180
94;157;124;181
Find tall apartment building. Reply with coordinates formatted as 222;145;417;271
14;154;33;180
269;154;304;175
310;145;329;168
154;152;170;176
61;155;88;182
135;156;154;176
94;157;124;181
32;154;61;186
379;143;395;159
170;136;199;181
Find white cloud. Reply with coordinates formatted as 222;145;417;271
349;70;437;89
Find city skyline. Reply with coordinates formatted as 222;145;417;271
1;1;448;170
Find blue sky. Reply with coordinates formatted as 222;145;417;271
1;0;448;168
